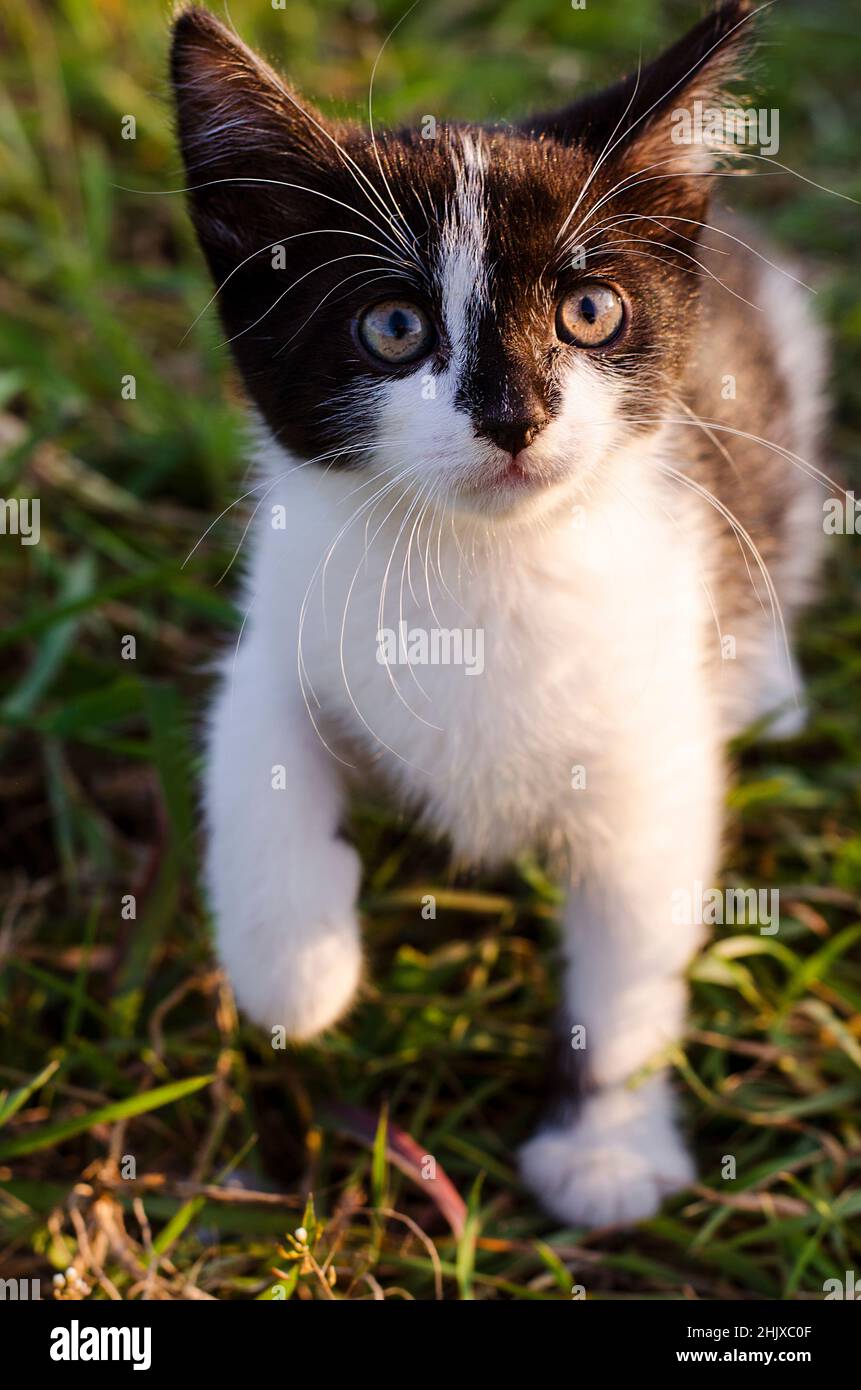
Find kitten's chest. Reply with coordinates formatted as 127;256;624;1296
345;560;588;857
296;494;700;863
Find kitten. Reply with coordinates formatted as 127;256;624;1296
171;1;826;1227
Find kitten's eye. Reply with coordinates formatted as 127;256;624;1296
357;299;436;365
556;282;625;348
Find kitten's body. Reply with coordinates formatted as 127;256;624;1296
175;4;827;1225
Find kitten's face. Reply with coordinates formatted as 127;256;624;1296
317;127;689;518
172;3;753;516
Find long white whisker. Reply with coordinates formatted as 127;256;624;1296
181;227;418;345
376;477;437;711
572;210;729;258
335;472;445;759
555;50;644;245
274;268;416;357
297;461;428;765
562;147;857;263
579;236;764;309
667;395;767;618
182;443;381;571
633;414;845;499
562;212;815;294
367;0;425;258
266;66;426;271
118;175;415;267
220;251;414;348
655;462;794;692
398;479;438;699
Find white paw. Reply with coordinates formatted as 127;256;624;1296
216;839;363;1041
520;1077;694;1228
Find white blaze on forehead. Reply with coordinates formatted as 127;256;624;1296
437;131;488;376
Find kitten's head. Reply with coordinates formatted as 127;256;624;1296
172;2;755;516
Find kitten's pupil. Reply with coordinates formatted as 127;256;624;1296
389;309;410;339
580;296;598;325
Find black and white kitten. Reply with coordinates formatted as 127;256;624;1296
171;2;826;1226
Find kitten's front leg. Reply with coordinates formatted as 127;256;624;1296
204;638;362;1040
521;739;721;1228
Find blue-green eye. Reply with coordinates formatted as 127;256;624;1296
557;281;625;348
358;299;436;365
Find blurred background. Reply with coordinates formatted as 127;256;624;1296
0;0;859;1300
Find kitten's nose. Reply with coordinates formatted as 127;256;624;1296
481;414;549;456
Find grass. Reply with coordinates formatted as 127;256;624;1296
0;0;860;1300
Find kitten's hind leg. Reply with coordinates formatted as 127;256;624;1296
204;633;362;1041
521;729;722;1228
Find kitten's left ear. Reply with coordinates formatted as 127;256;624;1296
524;0;759;181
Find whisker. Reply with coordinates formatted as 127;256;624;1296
579;236;763;310
265;62;427;273
334;470;445;761
116;175;416;269
667;394;768;619
560;212;815;294
553;0;775;246
274;267;418;358
633;414;845;499
380;481;437;706
655;461;794;691
560;146;857;264
367;0;427;262
569;210;729;260
219;251;415;348
181;442;380;571
181;226;419;345
555;50;645;246
297;461;429;766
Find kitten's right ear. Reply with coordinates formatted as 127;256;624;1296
170;6;341;266
523;0;758;177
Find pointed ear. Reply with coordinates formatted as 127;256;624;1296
524;0;759;181
170;6;344;270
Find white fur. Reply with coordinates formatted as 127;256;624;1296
437;132;489;376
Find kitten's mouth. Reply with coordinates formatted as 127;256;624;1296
498;453;541;488
457;445;570;512
481;448;554;497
